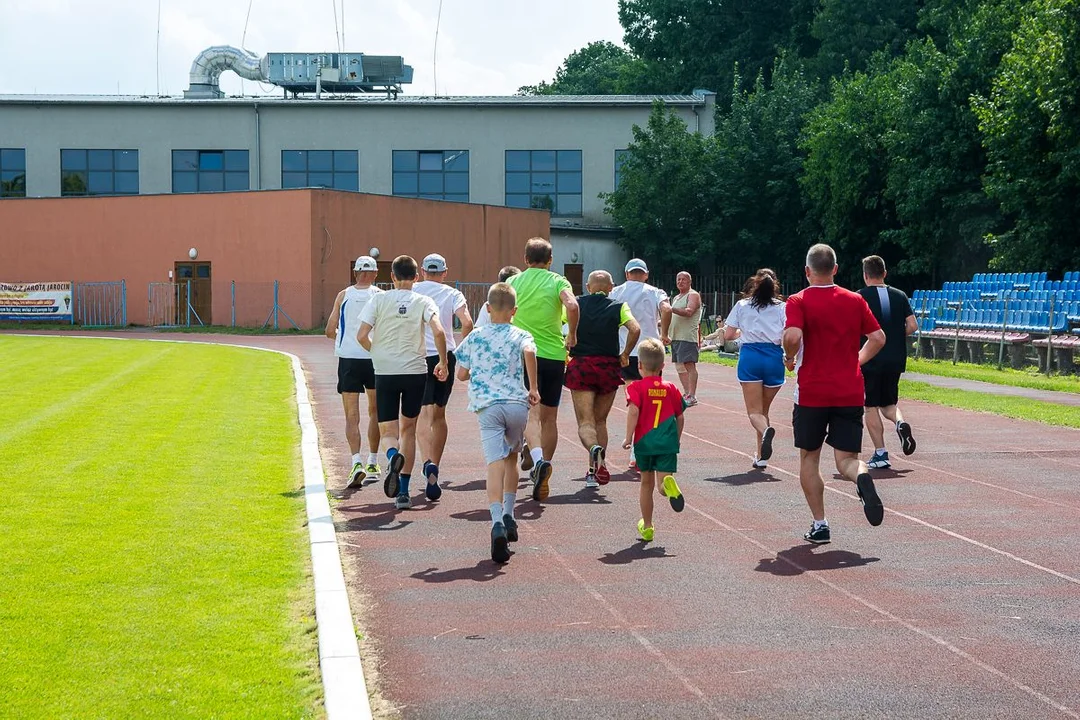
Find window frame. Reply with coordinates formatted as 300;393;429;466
60;149;139;197
280;150;359;191
391;150;469;203
0;148;26;198
504;149;583;217
172;150;249;193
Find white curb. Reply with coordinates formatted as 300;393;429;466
5;334;373;719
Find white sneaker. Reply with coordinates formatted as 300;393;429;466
752;456;768;469
584;471;599;489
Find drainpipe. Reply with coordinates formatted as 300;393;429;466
254;101;262;190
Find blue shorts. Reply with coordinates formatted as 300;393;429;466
737;343;785;388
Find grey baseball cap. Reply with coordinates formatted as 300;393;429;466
625;258;648;273
423;253;448;273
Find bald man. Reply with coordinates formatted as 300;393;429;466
565;270;640;488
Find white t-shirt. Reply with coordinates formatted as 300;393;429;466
334;285;383;359
359;289;439;375
610;280;669;355
413;280;467;355
474;303;491;328
725;298;787;346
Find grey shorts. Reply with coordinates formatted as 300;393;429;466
671;340;699;363
478;402;530;465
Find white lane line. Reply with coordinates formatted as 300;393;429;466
8;334;373;720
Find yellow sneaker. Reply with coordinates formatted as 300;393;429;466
637;518;655;542
662;474;685;512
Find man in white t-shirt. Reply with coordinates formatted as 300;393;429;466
610;258;672;468
324;255;384;489
413;253;474;490
474;266;521;328
358;255;449;511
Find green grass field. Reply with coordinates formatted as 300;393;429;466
906;358;1080;393
0;336;322;718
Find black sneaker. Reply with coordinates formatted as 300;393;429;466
759;426;775;462
491;522;510;563
383;452;405;498
897;422;917;456
856;472;885;526
530;460;552;502
804;523;831;544
520;444;534;472
503;514;519;542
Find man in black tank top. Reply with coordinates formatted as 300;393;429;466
565;271;641;487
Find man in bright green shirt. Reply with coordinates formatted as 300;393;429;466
506;237;580;502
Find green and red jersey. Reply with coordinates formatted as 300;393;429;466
625;377;685;455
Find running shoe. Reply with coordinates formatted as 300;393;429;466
867;450;891;469
423;460;442;501
383;452;405;498
365;462;381;477
685;395;699;407
897;422;917;456
759;426;776;462
804;522;831;544
637;518;655;543
752;457;768;469
347;462;366;489
491;522;510;563
662;474;684;512
584;471;599;489
530;459;552;502
520;443;534;472
394;493;412;510
595;464;611;485
503;514;519;543
856;473;884;526
628;458;638;470
589;444;604;473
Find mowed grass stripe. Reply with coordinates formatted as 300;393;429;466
0;337;322;719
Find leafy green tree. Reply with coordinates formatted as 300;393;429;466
974;0;1080;270
517;41;669;96
810;0;923;78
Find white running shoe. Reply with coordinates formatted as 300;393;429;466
752;456;768;469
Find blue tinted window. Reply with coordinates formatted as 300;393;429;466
282;172;307;189
0;148;26;198
174;150;248;193
62;149;138;196
223;150;248;171
333;173;359;191
504;150;582;217
172;150;198;171
280;150;358;192
614;149;629;190
223;172;248;191
308;150;333;172
392;150;468;202
199;152;224;171
172;171;197;193
333;150;358;172
200;171;224;191
308;172;334;188
282;151;306;172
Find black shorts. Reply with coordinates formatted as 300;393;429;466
374;374;427;422
337;357;376;394
524;357;566;407
621;356;642;381
422;352;457;407
864;370;901;408
792;404;864;454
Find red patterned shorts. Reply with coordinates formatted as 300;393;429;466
565;355;624;395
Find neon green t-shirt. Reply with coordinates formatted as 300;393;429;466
508;267;573;361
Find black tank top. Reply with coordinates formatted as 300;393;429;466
571;293;624;358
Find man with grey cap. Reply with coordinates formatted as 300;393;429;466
610;258;672;467
324;255;384;489
414;253;474;493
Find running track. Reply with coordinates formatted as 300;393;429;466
29;333;1080;718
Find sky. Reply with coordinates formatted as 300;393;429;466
0;0;626;97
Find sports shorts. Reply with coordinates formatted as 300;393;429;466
337;357;376;394
374;374;427;423
737;343;785;388
671;340;699;364
863;370;901;408
621;356;642;381
422;352;457;407
524;356;566;408
477;402;530;464
565;355;624;395
792;404;863;454
635;452;678;473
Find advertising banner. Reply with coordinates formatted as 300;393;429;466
0;282;73;321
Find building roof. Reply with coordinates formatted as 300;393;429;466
0;93;708;109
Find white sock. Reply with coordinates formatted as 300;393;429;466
813;518;829;529
489;503;503;525
367;453;378;465
352;452;362;465
876;447;887;455
502;492;515;519
530;447;543;464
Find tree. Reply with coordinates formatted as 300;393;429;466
810;0;923;78
517;41;668;96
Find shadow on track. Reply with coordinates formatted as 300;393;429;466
411;561;507;583
704;471;783;486
599;542;675;565
754;544;880;577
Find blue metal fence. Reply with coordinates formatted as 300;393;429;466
75;280;127;328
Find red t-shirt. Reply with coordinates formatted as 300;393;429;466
785;285;880;407
625;377;684;454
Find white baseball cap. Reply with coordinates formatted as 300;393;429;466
625;258;649;273
353;255;377;272
423;253;448;273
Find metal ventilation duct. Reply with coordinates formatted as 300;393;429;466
185;46;267;99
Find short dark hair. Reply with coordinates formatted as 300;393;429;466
524;238;552;265
862;255;886;279
806;243;836;275
391;255;418;281
498;266;521;283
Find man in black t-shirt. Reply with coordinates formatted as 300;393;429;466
858;256;918;469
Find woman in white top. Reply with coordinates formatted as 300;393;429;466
724;269;786;469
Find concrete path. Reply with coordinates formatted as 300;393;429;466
905;371;1080;407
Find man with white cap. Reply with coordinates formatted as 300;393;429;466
610;258;672;467
414;253;474;493
324;255;384;488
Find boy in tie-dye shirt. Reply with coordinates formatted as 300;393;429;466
455;282;539;563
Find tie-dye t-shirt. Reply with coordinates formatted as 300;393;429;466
454;323;537;412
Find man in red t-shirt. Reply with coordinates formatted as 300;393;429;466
782;244;887;545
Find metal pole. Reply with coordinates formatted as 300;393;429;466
952;301;961;365
231;280;236;327
72;280;77;325
915;294;927;361
186;279;192;327
1047;293;1055;376
997;295;1009;370
274;280;280;331
121;280;127;326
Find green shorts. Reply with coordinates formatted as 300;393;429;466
635;453;677;473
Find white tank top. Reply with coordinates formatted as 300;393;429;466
335;285;382;359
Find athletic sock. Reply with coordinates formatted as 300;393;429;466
489;502;503;525
530;447;543;464
351;452;362;466
813;518;829;530
502;492;516;519
386;447;399;462
399;473;410;495
876;447;887;455
367;453;378;465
